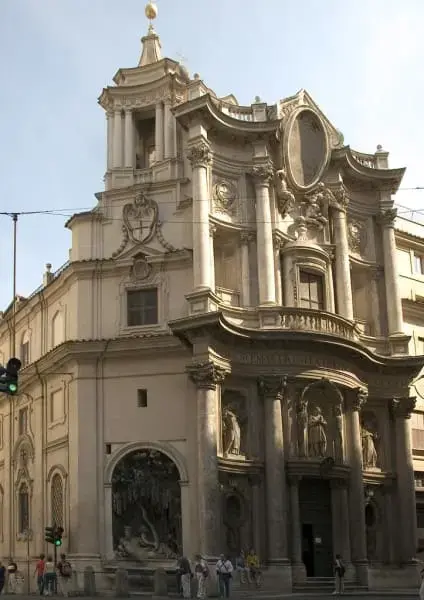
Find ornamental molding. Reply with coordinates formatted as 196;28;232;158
112;191;176;258
187;143;212;168
186;361;229;390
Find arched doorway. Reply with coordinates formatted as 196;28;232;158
112;449;182;560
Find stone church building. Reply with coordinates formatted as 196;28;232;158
0;3;423;592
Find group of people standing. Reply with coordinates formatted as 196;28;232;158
176;550;261;599
34;553;72;596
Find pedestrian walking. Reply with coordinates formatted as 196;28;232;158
333;553;345;595
34;554;45;595
0;561;6;595
7;558;18;594
215;554;233;598
56;553;72;597
194;555;209;599
177;556;192;599
43;556;57;596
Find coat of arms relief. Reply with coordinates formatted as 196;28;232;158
112;191;176;258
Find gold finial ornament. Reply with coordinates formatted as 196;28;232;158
145;2;158;21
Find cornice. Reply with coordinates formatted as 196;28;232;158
168;310;424;378
18;334;185;391
395;228;424;249
332;147;405;193
173;93;278;137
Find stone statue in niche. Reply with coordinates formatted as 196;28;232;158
275;169;295;218
308;406;328;457
296;396;308;457
222;407;241;456
361;425;378;469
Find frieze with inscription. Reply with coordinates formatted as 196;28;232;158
231;351;350;371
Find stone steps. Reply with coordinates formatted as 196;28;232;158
293;576;368;594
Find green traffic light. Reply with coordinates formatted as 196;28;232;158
8;384;17;393
55;539;62;546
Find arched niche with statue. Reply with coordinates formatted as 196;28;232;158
296;378;344;462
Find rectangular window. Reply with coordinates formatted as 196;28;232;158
414;254;424;275
137;389;148;408
18;408;28;436
299;270;324;310
20;341;29;367
127;289;158;327
105;443;112;455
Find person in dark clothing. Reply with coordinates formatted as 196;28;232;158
177;556;192;599
0;561;5;594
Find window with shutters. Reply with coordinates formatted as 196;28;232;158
51;474;64;529
299;270;325;310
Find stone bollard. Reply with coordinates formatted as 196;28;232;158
84;565;97;596
115;568;130;598
153;567;168;598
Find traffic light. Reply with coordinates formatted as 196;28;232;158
54;527;64;547
0;358;21;395
45;526;55;544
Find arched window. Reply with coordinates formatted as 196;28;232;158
20;331;30;367
51;474;64;529
52;311;64;348
18;483;29;533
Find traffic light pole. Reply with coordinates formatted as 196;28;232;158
11;213;17;357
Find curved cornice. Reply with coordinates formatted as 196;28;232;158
173;93;278;137
332;146;405;192
169;311;423;377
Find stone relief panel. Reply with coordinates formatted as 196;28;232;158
347;219;367;256
360;411;380;470
221;390;248;458
294;379;344;462
212;178;238;219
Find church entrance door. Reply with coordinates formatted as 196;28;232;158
299;478;333;577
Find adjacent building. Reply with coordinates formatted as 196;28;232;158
0;4;423;591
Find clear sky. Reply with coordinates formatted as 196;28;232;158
0;0;423;310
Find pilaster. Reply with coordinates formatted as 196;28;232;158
379;208;403;336
240;231;254;306
112;109;123;168
124;109;134;168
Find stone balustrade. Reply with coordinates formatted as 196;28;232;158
351;150;377;169
280;307;360;342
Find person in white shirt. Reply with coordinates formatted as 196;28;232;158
215;554;233;598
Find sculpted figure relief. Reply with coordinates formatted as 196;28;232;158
361;425;378;469
222;406;241;456
308;406;328;457
296;397;308;457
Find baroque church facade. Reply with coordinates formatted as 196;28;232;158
0;4;423;591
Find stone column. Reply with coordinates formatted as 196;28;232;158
370;269;382;336
273;236;283;305
106;110;114;170
380;208;403;335
391;397;418;562
240;232;253;306
155;102;164;163
112;108;123;168
251;164;276;305
179;481;192;557
104;483;114;559
331;479;351;562
346;388;368;584
124;108;134;168
187;362;227;559
163;98;175;159
258;377;289;564
288;475;306;581
249;475;263;556
209;224;216;293
331;190;354;320
382;482;396;564
187;143;212;290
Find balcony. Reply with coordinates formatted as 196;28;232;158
280;307;361;342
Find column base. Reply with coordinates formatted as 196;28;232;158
388;333;410;355
264;560;292;591
368;562;421;590
353;559;369;587
291;562;307;584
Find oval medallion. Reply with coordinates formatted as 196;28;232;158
284;109;329;190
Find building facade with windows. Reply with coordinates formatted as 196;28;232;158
0;5;424;592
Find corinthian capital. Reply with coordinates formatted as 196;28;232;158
187;361;228;390
378;208;397;228
187;143;212;168
352;387;368;411
391;396;416;419
257;376;288;400
250;163;274;185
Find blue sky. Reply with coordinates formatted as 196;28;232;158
0;0;423;309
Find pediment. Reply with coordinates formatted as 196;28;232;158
279;88;343;150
